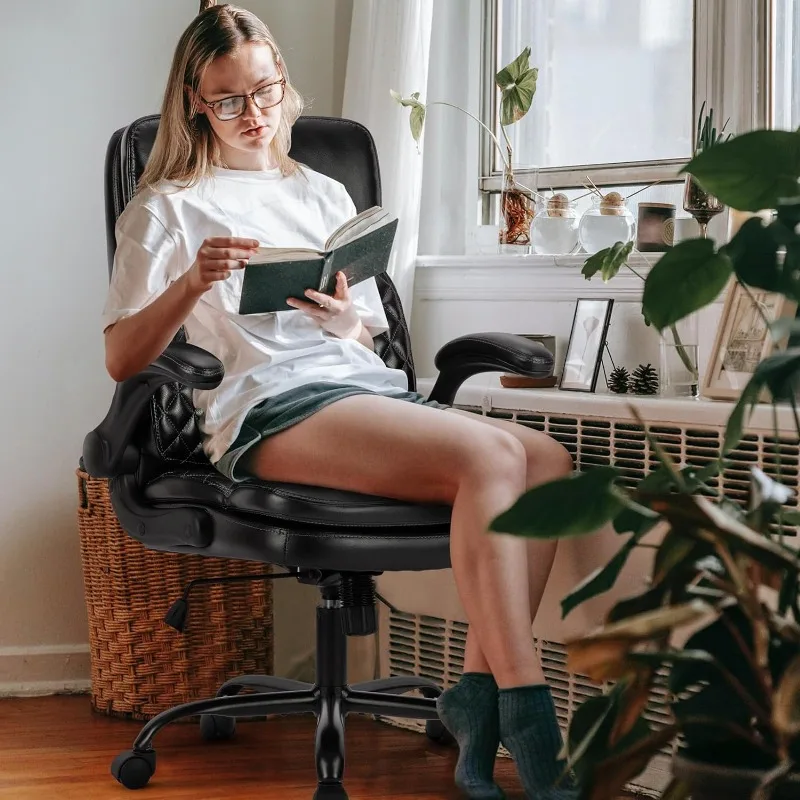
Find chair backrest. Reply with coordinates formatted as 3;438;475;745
104;115;417;471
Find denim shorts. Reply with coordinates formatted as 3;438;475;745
213;381;451;482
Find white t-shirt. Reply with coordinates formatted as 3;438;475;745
102;164;409;464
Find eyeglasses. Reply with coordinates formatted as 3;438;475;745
200;78;286;121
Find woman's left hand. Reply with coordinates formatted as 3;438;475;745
286;271;363;339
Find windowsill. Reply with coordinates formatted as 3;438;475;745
416;252;662;270
413;252;660;301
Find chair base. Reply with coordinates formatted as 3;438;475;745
111;584;451;797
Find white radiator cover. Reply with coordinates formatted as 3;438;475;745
375;377;799;796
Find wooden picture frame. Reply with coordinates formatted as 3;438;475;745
559;298;615;392
702;281;798;401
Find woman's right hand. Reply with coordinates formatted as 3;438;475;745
184;236;260;295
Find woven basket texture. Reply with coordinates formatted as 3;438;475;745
76;469;273;720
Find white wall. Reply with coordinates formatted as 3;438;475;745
0;0;352;692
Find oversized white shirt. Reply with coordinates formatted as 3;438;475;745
102;165;409;464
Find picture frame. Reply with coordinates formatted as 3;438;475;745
702;281;798;401
559;298;615;392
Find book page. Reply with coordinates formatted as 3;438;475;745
249;246;322;265
325;206;390;250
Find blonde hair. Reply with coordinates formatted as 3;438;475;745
139;0;304;192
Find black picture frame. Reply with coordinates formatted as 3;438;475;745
559;298;615;392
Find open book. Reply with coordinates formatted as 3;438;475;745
238;206;398;314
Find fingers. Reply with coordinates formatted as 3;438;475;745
203;236;260;249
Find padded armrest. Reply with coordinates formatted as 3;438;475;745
427;333;554;405
82;343;224;478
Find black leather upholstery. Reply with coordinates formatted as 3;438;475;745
85;114;554;573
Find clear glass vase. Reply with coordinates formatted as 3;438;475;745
578;195;636;255
498;166;535;254
659;314;700;399
530;195;580;255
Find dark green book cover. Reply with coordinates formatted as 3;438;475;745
238;218;398;314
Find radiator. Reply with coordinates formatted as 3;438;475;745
375;377;799;796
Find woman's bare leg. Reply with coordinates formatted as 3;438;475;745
446;409;574;679
241;395;545;688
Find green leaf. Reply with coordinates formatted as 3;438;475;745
390;89;426;145
681;129;800;211
565;691;619;779
651;493;800;572
581;240;634;282
723;217;782;292
495;47;538;126
490;466;622;539
607;585;667;624
756;347;800;403
561;534;638;618
723;375;764;453
653;529;699;585
770;317;800;343
642;239;732;331
779;509;800;526
576;600;716;642
661;778;692;800
776;197;800;228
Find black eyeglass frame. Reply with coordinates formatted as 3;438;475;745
200;78;287;121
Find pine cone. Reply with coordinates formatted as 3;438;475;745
631;363;659;395
607;366;630;394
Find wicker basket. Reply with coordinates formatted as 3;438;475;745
76;468;274;720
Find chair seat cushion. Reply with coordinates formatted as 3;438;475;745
145;467;452;530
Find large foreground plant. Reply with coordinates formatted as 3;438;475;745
491;128;800;799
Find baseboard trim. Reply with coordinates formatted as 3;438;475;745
0;644;91;697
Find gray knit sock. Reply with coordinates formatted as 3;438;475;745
436;672;505;799
498;685;576;799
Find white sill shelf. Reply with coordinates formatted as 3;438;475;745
417;373;795;433
416;252;662;270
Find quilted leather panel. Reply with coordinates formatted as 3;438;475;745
145;468;452;530
107;115;417;468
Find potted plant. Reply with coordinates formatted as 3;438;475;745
392;47;538;248
490;126;800;799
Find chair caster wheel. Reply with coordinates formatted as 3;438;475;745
426;718;456;746
200;714;237;741
111;749;156;790
313;782;349;799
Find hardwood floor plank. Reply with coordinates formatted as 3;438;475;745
0;696;525;799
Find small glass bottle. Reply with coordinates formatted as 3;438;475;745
578;193;636;254
530;194;580;255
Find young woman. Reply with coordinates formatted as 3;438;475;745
102;3;576;798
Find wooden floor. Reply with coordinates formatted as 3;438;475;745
0;695;527;799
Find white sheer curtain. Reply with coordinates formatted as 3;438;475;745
342;0;434;318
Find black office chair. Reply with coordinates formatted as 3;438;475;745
82;114;553;798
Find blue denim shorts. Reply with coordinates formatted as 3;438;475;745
214;381;451;482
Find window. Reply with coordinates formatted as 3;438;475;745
498;0;694;171
772;0;800;130
479;0;773;222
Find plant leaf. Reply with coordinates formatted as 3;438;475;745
571;600;716;644
642;239;732;331
651;493;800;572
722;217;782;292
582;241;634;282
723;374;764;453
587;725;679;800
495;47;538;126
561;534;638;619
770;317;800;343
565;691;619;779
773;655;800;738
681;129;800;211
661;778;692;800
755;347;800;403
567;636;638;682
653;529;699;585
490;466;622;539
390;89;426;145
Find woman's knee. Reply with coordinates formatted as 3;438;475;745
527;437;574;484
458;428;528;487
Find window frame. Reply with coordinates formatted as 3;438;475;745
477;0;772;221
